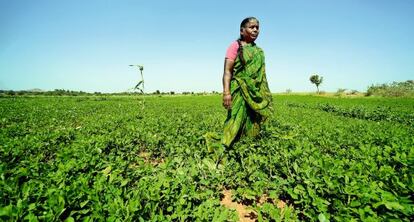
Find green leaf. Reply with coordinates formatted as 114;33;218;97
64;217;75;222
350;200;361;207
384;202;404;211
80;200;89;208
0;205;13;216
102;166;112;175
318;213;328;222
121;179;129;187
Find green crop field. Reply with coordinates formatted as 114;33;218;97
1;95;413;221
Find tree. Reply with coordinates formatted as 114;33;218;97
310;74;323;93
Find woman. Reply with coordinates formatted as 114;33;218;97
222;17;273;147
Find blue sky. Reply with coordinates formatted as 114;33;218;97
1;0;413;93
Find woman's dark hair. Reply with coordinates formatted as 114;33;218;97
237;17;259;68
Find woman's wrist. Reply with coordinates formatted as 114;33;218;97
223;91;231;96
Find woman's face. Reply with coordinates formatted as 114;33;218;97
241;19;259;42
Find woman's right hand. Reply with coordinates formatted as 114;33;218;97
223;94;232;110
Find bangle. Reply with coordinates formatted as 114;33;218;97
223;92;231;96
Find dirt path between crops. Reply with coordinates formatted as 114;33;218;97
220;190;286;222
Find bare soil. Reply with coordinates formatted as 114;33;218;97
220;189;287;222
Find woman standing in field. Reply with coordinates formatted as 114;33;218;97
221;17;273;147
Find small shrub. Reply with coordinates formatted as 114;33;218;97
348;90;359;95
335;88;346;96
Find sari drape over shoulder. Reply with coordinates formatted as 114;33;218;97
222;43;273;147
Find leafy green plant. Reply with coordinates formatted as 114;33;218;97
129;64;146;110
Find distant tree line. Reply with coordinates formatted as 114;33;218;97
366;80;414;97
0;89;92;96
4;80;411;97
0;89;222;97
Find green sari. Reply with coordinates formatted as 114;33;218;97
222;42;273;147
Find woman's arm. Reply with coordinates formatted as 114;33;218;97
222;58;235;110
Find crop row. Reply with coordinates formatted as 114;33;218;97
286;102;414;126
